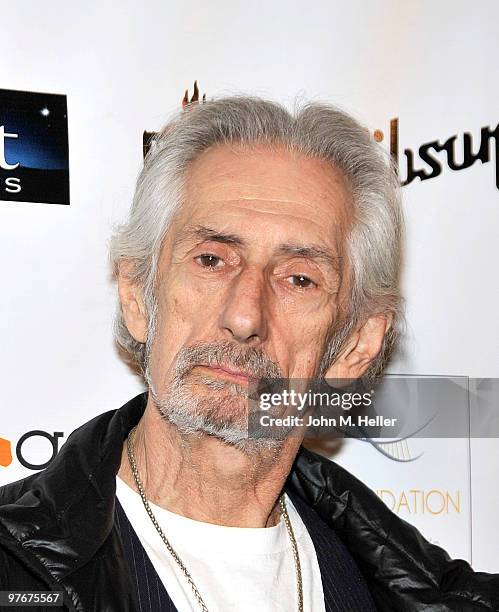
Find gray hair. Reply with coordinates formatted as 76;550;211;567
109;96;404;381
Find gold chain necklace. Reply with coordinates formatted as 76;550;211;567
126;426;304;612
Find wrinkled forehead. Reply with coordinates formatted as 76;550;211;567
163;143;354;265
183;143;352;223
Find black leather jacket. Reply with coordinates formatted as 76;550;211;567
0;393;498;611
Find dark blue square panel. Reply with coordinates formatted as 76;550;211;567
0;88;69;205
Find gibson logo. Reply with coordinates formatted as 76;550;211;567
376;118;499;190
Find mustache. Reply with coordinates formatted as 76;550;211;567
173;341;282;381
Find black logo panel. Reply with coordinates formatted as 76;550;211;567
0;88;69;205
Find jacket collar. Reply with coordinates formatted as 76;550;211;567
0;392;328;578
0;392;146;579
0;391;339;580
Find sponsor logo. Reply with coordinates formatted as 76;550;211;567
376;488;461;515
0;430;64;470
375;118;499;190
143;81;205;158
0;88;69;205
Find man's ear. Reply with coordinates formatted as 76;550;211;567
117;259;148;343
325;314;392;380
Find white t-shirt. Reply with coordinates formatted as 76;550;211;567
116;476;325;612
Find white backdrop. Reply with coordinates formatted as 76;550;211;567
1;0;498;572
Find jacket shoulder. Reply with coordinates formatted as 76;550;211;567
0;473;40;506
291;446;499;611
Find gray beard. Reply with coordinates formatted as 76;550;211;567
145;341;289;453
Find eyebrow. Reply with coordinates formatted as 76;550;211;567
277;243;342;271
174;225;244;249
174;225;341;269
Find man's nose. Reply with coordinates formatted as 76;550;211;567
219;268;268;344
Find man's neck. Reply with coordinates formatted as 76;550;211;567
117;395;302;528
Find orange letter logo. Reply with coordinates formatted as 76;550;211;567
0;437;13;467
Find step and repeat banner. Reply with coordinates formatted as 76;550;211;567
1;1;497;572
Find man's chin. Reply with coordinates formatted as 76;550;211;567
154;396;282;452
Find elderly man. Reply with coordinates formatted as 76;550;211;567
1;96;498;612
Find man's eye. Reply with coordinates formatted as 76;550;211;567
288;275;316;288
195;254;224;268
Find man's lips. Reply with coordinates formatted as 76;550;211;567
194;364;258;385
